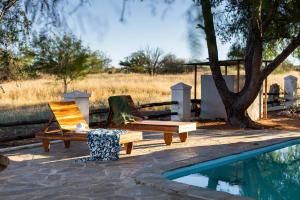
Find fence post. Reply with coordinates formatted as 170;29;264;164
284;75;298;108
64;90;91;124
268;83;280;107
171;82;192;121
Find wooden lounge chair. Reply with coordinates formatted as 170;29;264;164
36;101;142;154
106;95;197;145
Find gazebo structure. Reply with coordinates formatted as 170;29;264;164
185;59;272;119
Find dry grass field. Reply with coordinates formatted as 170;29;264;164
0;73;195;109
0;70;299;123
0;73;199;123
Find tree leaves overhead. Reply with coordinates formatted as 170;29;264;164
217;0;300;60
0;0;30;48
0;0;93;83
0;0;65;49
213;0;300;54
215;0;300;43
0;0;89;49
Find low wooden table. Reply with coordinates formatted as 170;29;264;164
108;120;197;145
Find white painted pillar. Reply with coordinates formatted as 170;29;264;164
171;82;192;121
64;90;91;124
284;75;298;107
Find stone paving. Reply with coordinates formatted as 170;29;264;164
1;129;300;200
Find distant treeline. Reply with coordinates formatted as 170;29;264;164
0;38;193;86
118;46;193;75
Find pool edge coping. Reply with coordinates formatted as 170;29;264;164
135;133;300;200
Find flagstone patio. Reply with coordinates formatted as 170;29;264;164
1;129;300;200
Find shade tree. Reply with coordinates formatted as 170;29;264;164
32;33;105;93
196;0;300;127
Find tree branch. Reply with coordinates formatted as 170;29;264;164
261;32;300;80
262;0;279;33
200;0;234;100
120;0;128;22
0;0;17;21
200;0;219;66
243;2;263;92
196;23;205;30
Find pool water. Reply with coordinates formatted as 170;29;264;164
164;139;300;200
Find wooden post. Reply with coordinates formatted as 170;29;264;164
179;132;188;142
124;142;133;154
164;133;173;145
194;65;197;99
64;140;71;148
225;65;228;75
263;77;268;119
237;61;240;92
42;139;50;152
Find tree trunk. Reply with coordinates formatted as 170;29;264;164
225;103;253;128
63;79;68;93
200;0;262;128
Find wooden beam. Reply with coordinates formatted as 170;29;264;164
263;77;268;119
237;61;240;92
225;65;228;75
194;65;197;99
185;59;273;67
138;101;178;109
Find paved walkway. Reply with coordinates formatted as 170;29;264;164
1;129;300;200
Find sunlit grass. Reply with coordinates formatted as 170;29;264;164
0;73;197;109
0;70;299;123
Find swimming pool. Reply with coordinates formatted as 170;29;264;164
164;139;300;200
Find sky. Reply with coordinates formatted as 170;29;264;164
64;0;231;67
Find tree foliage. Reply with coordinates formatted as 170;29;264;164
120;47;188;74
32;33;105;93
293;47;300;63
0;0;89;82
0;47;35;81
226;43;244;59
120;51;149;73
227;42;281;60
159;54;187;74
214;0;300;45
120;46;164;75
0;0;64;51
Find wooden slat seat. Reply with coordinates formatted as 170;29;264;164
49;101;88;131
36;101;142;154
106;96;197;145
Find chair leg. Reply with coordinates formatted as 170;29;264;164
164;133;173;145
64;141;71;148
124;142;133;154
42;139;50;152
179;132;188;142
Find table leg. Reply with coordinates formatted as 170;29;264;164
179;132;188;142
124;142;133;154
164;133;173;145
